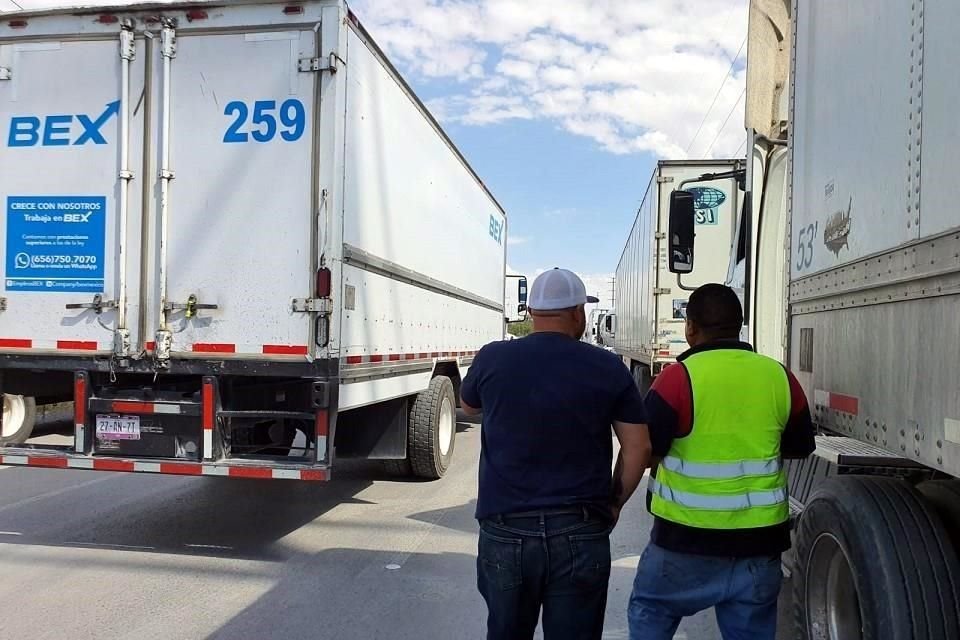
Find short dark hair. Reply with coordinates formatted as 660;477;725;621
686;284;743;339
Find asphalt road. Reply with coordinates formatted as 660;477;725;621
0;412;796;639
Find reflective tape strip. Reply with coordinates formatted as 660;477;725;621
660;456;782;479
649;478;787;510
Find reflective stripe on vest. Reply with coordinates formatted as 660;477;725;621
649;477;788;510
659;455;782;479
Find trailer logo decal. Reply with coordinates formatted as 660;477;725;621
823;196;853;256
489;215;503;245
5;196;106;293
687;187;725;225
6;101;119;147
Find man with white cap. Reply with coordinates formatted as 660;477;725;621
461;268;652;640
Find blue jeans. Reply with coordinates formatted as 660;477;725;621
477;507;613;640
628;544;782;640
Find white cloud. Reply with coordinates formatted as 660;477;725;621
7;0;749;158
353;0;749;159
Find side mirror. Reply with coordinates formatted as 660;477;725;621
518;277;528;306
668;190;696;274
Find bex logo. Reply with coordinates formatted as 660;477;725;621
7;101;120;147
64;213;93;223
489;215;503;245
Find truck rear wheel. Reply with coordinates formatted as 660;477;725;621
408;376;456;479
917;480;960;552
793;476;960;640
1;394;37;446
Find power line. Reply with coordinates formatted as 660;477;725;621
734;136;747;158
704;87;746;157
685;36;747;155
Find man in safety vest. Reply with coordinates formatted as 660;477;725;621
627;283;815;640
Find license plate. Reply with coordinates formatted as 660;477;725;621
95;415;141;440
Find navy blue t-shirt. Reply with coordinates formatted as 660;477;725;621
461;332;647;520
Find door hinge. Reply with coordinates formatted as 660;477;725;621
120;22;136;61
0;67;10;81
292;298;332;313
653;287;672;295
66;294;118;315
299;52;338;73
160;21;177;59
0;297;7;311
656;176;674;184
654;231;666;240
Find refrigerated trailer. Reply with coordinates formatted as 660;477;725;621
614;160;742;392
0;0;517;481
665;1;960;637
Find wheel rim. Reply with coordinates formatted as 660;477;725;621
2;394;26;439
807;532;863;640
438;396;454;457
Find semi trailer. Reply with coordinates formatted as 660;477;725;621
0;0;519;481
614;160;742;392
666;1;960;637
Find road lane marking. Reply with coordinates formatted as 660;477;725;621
184;544;234;551
0;473;116;515
65;542;155;551
0;531;23;536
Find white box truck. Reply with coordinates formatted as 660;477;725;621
613;160;742;392
666;1;960;637
0;0;519;481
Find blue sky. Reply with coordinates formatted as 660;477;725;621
351;0;749;304
3;0;749;305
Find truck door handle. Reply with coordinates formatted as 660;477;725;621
164;294;218;319
66;294;118;315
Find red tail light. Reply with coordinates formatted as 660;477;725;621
283;5;304;14
98;15;119;24
8;20;27;28
316;267;332;298
185;10;208;21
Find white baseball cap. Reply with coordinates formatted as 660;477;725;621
528;268;600;311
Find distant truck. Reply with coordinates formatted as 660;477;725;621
503;274;528;324
666;2;960;637
583;307;609;344
613;160;743;392
596;311;615;347
0;0;518;482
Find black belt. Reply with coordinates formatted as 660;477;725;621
493;505;600;521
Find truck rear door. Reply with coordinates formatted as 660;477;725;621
150;26;318;359
0;33;146;354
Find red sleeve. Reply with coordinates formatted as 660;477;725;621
787;370;809;419
647;362;693;438
782;369;816;459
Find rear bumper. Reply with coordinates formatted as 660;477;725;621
0;449;330;481
0;352;339;378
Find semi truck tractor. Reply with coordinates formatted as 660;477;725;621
0;0;520;481
667;1;960;637
614;160;742;392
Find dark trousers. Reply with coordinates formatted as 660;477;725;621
477;507;613;640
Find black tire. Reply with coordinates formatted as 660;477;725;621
381;458;412;477
408;376;456;479
917;480;960;553
632;364;653;396
0;394;37;446
793;476;960;640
